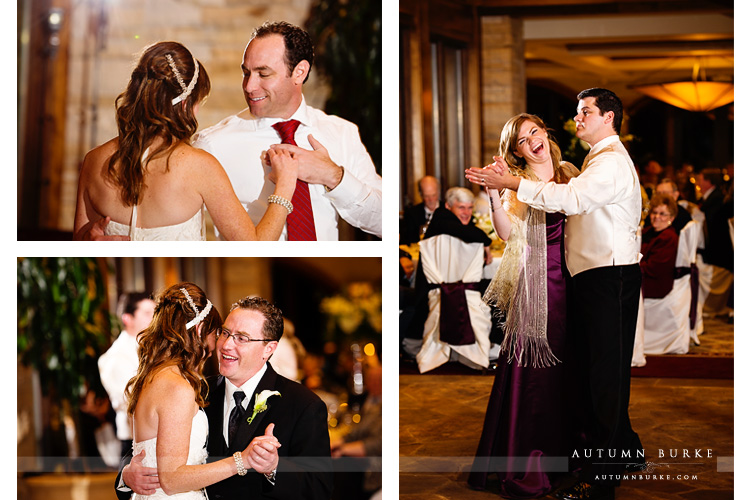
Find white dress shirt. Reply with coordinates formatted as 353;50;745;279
517;135;642;276
98;331;139;440
193;97;382;240
223;363;267;446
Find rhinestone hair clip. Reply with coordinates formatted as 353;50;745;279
180;287;213;330
166;53;199;105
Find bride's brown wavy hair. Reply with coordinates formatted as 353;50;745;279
107;41;211;206
125;282;222;416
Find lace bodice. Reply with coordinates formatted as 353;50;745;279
132;409;209;499
105;205;206;241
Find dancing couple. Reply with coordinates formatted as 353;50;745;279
465;88;644;500
114;283;332;499
74;21;382;241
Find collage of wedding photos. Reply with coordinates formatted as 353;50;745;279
15;1;738;499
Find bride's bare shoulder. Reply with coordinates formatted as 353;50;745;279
174;143;223;170
147;365;192;395
80;138;119;179
84;138;118;164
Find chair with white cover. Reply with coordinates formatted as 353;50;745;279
416;234;492;373
631;291;646;367
632;228;646;367
690;207;707;338
728;217;734;247
643;220;701;354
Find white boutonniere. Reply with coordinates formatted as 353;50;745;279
247;390;281;425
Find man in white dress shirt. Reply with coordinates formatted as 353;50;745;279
474;89;643;500
98;292;155;457
193;21;382;241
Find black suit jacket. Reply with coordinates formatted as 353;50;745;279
115;364;333;500
205;365;333;500
400;202;428;245
701;188;733;271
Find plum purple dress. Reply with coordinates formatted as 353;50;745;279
469;212;573;498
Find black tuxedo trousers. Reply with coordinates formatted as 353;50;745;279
569;264;644;486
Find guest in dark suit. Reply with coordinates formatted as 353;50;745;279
400;175;441;245
697;169;733;272
119;296;333;500
640;194;679;299
696;168;733;317
423;187;492;252
654;179;692;233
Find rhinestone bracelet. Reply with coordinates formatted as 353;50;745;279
233;451;247;476
268;194;293;214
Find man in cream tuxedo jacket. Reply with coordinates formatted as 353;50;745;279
477;88;643;500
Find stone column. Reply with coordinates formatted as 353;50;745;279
480;16;525;161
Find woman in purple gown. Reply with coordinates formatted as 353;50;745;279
465;114;579;498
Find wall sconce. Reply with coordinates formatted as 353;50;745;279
45;8;64;55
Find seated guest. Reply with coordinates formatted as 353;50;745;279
654;179;692;233
400;249;417;356
399;249;415;287
423;187;492;263
400;176;441;245
331;361;382;499
640;194;679;299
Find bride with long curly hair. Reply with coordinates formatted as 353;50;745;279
74;41;296;240
123;282;279;499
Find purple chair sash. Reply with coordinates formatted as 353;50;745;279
689;264;699;329
429;281;481;345
675;265;699;329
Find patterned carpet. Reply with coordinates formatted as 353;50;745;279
685;316;734;356
399;316;734;499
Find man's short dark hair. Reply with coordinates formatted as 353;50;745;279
699;168;724;188
230;296;284;341
252;21;314;84
118;291;152;317
577;87;623;134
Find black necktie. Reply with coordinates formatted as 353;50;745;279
228;390;245;446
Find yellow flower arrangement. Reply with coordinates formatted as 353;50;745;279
320;282;382;338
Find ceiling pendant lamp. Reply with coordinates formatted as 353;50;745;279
633;60;733;112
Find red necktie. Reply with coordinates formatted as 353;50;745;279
272;120;317;241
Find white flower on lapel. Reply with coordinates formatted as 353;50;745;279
247;390;281;425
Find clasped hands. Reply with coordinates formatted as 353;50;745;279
123;423;281;495
465;155;518;191
262;134;344;191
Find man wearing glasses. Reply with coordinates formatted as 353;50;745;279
122;296;333;500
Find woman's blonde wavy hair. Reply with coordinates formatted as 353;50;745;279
125;282;222;416
498;113;573;184
107;41;211;206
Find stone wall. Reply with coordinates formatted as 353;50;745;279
59;0;328;230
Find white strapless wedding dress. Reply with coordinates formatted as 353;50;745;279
132;409;209;499
105;205;206;241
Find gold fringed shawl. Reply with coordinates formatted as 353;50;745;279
483;161;579;367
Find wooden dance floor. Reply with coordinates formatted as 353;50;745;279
399;318;734;499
